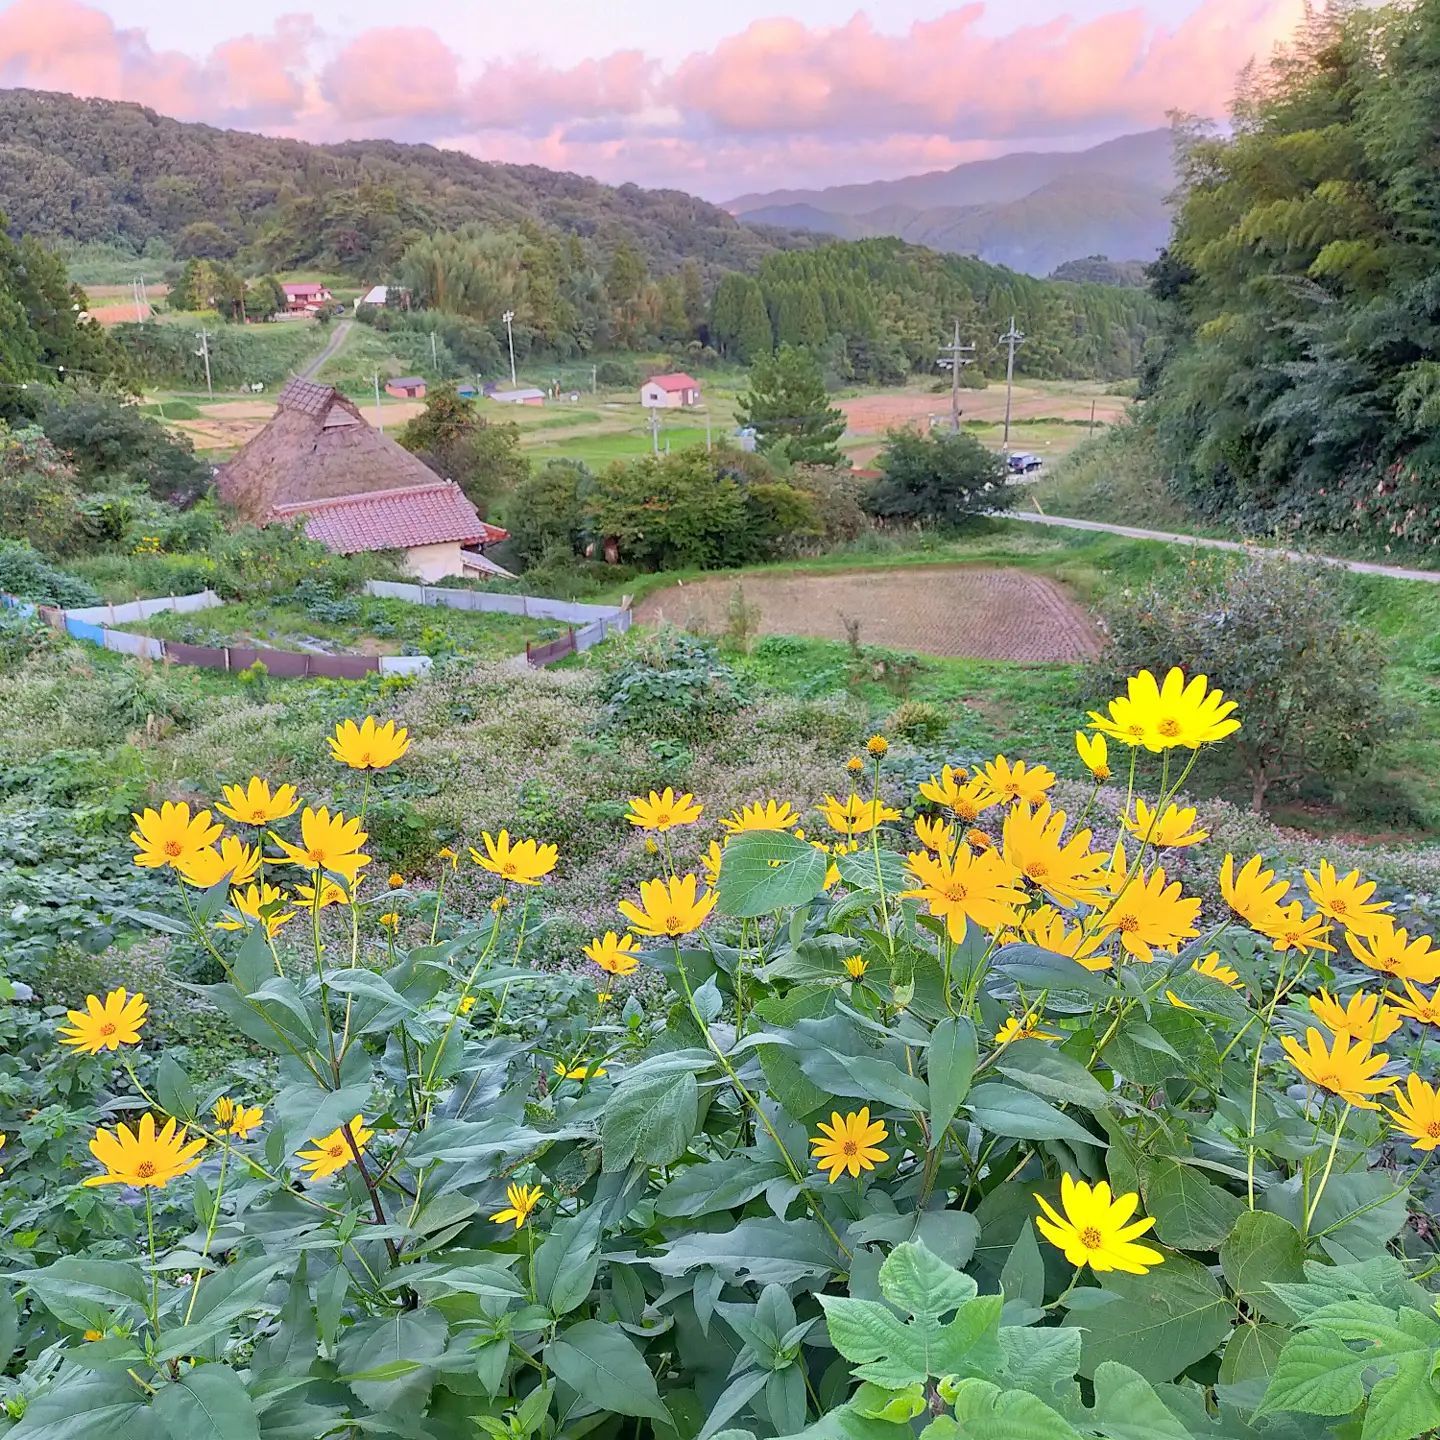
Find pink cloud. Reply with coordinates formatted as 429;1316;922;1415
321;27;462;121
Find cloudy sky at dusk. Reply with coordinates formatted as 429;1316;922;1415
0;0;1306;198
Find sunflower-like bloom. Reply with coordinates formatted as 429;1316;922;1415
469;830;559;886
1307;989;1402;1045
976;755;1056;807
1019;906;1112;971
1304;860;1390;934
720;800;800;836
866;735;889;757
177;835;262;890
1122;799;1208;850
584;931;641;976
378;912;400;931
1384;1075;1440;1151
1001;803;1109;907
59;988;148;1054
328;717;410;771
216;882;296;937
438;846;459;869
914;814;957;857
1346;920;1440;983
844;956;868;980
626;788;703;832
1392;979;1440;1028
1075;731;1110;782
212;1096;264;1139
270;807;370;884
917;765;996;823
809;839;844;889
297;1115;372;1181
817;793;901;837
1191;953;1244;989
902;844;1025;942
995;1012;1060;1044
1034;1174;1163;1275
700;840;724;886
618;873;717;938
1260;902;1337;956
1092;867;1200;963
216;778;299;826
1088;667;1240;751
1220;853;1290;930
1281;1028;1395;1110
130;801;222;871
83;1114;206;1189
294;877;353;909
810;1108;889;1183
845;756;865;774
554;1060;608;1080
491;1183;543;1230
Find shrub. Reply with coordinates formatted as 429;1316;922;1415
886;698;950;744
500;460;590;567
0;424;85;555
0;540;100;607
598;627;748;734
864;426;1016;529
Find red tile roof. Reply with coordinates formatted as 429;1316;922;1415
647;372;700;391
270;481;509;555
283;283;329;298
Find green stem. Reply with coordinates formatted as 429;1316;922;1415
1303;1102;1352;1235
145;1188;160;1336
184;1141;229;1325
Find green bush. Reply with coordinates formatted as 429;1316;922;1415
598;628;748;735
864;426;1015;529
886;698;950;745
0;540;100;607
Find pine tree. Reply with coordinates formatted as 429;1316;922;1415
737;345;846;465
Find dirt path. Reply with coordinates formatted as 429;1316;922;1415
302;319;354;378
636;566;1101;661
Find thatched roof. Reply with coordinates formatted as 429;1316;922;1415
217;378;444;523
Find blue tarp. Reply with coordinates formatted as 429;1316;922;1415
65;618;107;645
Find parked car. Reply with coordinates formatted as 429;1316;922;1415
1007;452;1044;475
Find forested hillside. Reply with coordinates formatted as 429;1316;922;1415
1145;0;1440;544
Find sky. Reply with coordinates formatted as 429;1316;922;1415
0;0;1307;200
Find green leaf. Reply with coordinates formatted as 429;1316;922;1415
879;1240;978;1321
601;1067;699;1171
338;1309;448;1414
1105;1010;1217;1087
153;1369;260;1440
1363;1351;1440;1440
1142;1158;1245;1250
154;1055;196;1121
534;1205;602;1318
1258;1329;1372;1417
927;1017;978;1138
990;944;1116;998
834;847;909;893
1088;1362;1189;1440
796;1044;929;1113
654;1155;789;1219
993;1041;1109;1111
697;1370;771;1440
548;1319;670;1423
945;1378;1083;1439
1220;1212;1307;1324
1069;1253;1231;1383
717;831;827;917
649;1218;839;1286
965;1084;1103;1148
23;1258;148;1329
9;1374;149;1439
999;1221;1045;1311
1217;1322;1290;1387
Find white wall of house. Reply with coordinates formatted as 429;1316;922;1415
402;541;466;581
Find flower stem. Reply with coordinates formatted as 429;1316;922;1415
1303;1102;1352;1235
183;1141;229;1325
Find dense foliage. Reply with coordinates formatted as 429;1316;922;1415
864;428;1016;529
737;347;847;465
399;385;529;517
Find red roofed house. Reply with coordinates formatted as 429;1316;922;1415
217;378;511;582
641;372;702;408
282;283;333;314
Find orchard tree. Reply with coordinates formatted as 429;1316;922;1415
737;345;846;465
864;427;1013;528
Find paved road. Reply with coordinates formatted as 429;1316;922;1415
1007;508;1440;586
299;319;353;380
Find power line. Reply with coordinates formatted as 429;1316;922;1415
937;319;976;432
999;316;1025;451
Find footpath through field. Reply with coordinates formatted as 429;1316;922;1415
1008;509;1440;585
300;319;353;379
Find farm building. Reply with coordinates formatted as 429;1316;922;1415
385;376;427;399
216;378;510;582
641;373;702;408
281;283;333;314
489;387;545;406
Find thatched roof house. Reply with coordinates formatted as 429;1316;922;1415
217;378;509;582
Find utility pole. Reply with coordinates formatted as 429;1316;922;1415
373;373;384;433
592;364;598;395
1088;398;1097;436
430;331;438;371
502;310;517;387
133;278;144;323
194;329;213;399
1000;315;1025;450
937;319;975;431
649;407;660;454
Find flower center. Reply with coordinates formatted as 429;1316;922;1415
665;914;684;933
250;808;266;821
327;1143;345;1159
1118;914;1139;933
1096;766;1112;780
841;1140;858;1156
942;883;969;903
1127;723;1145;738
163;839;183;857
503;862;517;875
1427;1122;1440;1138
99;1022;116;1036
1157;717;1181;737
1314;1072;1341;1090
1025;862;1048;879
135;1161;156;1179
655;812;671;826
358;751;372;766
307;848;325;864
1080;1226;1103;1249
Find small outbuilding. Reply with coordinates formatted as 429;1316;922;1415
641;373;702;408
490;387;546;406
385;376;427;400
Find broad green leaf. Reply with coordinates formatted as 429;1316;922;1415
1258;1329;1372;1417
927;1017;978;1138
1364;1351;1440;1440
835;847;909;893
155;1055;196;1121
534;1205;602;1318
23;1258;148;1329
601;1067;699;1171
1217;1322;1289;1387
655;1155;790;1219
1264;1173;1409;1265
153;1369;260;1440
990;944;1116;998
697;1370;771;1440
273;1083;373;1154
548;1319;670;1422
945;1378;1083;1439
650;1218;840;1286
338;1309;447;1414
879;1241;978;1321
9;1374;149;1439
1142;1158;1244;1250
795;1044;929;1113
994;1041;1109;1111
1088;1362;1189;1440
999;1221;1045;1311
1220;1212;1307;1324
966;1084;1103;1148
1105;1010;1217;1087
718;832;827;917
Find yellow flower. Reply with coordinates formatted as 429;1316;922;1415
917;766;996;823
700;839;724;886
294;877;353;909
470;830;559;886
1281;1028;1395;1110
491;1182;543;1230
458;995;477;1015
83;1329;104;1342
1220;853;1290;930
844;956;868;980
1034;1174;1163;1275
554;1060;608;1080
902;844;1026;942
644;837;660;855
1384;1075;1440;1151
1260;902;1336;955
966;828;995;851
271;806;370;884
1308;989;1402;1045
866;734;889;757
438;846;459;869
810;1107;889;1183
845;756;865;774
618;873;717;938
1392;979;1440;1028
297;1115;372;1181
388;872;405;889
720;800;800;836
1019;906;1111;971
177;835;262;890
817;793;901;837
1092;866;1201;963
0;1133;6;1175
1304;860;1390;934
996;1013;1060;1044
626;788;703;832
1001;803;1109;907
1346;920;1440;983
130;801;222;871
810;840;842;889
490;894;511;913
83;1115;205;1189
584;931;642;976
597;990;613;1004
328;716;410;771
217;882;296;937
914;814;957;857
216;777;300;826
211;1096;264;1139
1088;667;1240;751
1122;799;1208;850
378;912;400;930
59;988;148;1054
1190;953;1244;989
1076;730;1110;782
976;755;1056;807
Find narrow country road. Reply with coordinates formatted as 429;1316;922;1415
299;319;353;380
1006;508;1440;586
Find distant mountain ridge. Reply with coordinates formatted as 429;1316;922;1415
728;130;1177;277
